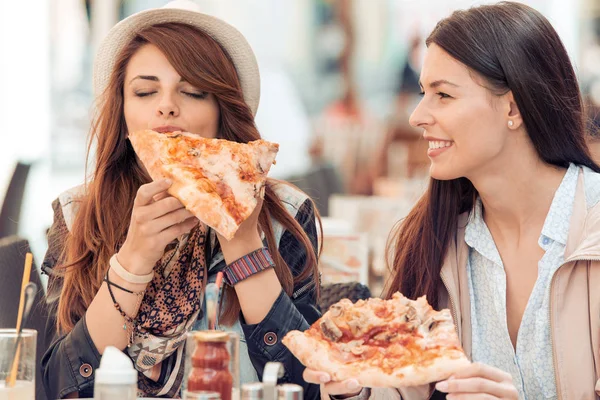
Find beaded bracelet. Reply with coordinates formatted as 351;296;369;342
105;270;145;347
223;247;275;285
104;269;145;296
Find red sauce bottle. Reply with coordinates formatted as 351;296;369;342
188;331;233;400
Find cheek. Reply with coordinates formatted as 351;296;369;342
430;105;507;179
461;113;506;158
187;102;220;137
445;103;504;153
123;98;151;132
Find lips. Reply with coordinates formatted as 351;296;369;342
154;126;184;133
426;140;453;157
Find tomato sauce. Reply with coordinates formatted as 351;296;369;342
187;331;233;400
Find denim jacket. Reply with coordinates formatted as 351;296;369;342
40;182;321;399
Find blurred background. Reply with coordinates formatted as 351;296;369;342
1;0;600;296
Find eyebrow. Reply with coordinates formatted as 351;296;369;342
418;79;460;89
129;75;186;85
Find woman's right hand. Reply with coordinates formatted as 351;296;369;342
435;362;519;399
303;369;363;398
117;179;198;274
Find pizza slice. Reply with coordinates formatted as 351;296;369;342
128;130;279;240
282;292;470;388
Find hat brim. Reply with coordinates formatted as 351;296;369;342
93;8;260;116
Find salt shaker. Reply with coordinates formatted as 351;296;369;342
241;382;264;400
93;346;137;400
276;384;303;400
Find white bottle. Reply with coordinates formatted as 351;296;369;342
93;346;138;400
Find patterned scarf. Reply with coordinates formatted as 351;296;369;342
126;223;209;398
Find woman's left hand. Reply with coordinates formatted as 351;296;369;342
435;363;519;399
217;198;264;263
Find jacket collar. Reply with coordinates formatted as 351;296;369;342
564;167;600;261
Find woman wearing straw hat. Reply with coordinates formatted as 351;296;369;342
40;1;322;398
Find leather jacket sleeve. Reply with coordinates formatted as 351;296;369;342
241;198;322;399
40;198;102;399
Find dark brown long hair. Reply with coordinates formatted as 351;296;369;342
55;23;321;332
384;2;600;308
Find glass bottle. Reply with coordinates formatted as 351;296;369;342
187;331;233;400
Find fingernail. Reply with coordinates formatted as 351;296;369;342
346;380;360;390
319;374;331;383
164;179;172;185
435;381;448;392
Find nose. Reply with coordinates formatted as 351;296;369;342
156;93;180;117
408;98;433;128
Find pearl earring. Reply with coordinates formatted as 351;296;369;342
508;120;514;127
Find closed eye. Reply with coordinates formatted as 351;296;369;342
135;91;156;97
183;91;208;100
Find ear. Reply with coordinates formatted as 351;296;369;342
505;91;523;130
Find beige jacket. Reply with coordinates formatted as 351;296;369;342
362;167;600;400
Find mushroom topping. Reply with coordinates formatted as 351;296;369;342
342;340;365;354
329;304;344;318
421;314;447;333
320;318;343;342
373;331;398;342
406;305;418;322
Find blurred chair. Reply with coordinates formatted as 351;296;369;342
0;162;31;238
0;236;49;400
318;282;372;311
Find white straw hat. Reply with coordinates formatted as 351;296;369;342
92;0;260;115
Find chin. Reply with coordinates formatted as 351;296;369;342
428;162;462;181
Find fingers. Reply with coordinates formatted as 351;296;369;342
134;179;172;206
450;363;512;383
303;369;331;384
152;190;171;203
446;394;498;400
145;196;188;220
134;196;186;225
435;364;518;399
303;370;362;397
147;208;195;234
158;217;198;242
322;380;362;397
436;378;516;398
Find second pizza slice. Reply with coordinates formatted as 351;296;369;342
283;292;470;388
129;130;279;240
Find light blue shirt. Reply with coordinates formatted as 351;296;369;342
465;163;579;400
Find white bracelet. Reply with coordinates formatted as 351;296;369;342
109;254;154;284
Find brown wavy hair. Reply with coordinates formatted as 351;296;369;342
383;2;600;307
54;23;321;332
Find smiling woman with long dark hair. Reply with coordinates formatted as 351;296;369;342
306;2;600;399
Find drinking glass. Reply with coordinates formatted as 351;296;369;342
0;329;36;400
